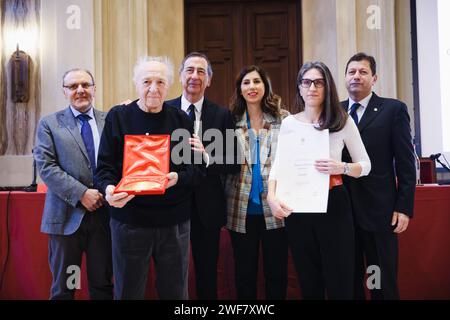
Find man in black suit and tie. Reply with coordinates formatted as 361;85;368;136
341;53;416;300
167;52;240;299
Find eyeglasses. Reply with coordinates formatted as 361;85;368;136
299;78;326;89
63;83;95;91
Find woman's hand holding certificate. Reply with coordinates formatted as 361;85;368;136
267;194;293;219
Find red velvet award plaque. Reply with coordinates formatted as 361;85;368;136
114;134;170;195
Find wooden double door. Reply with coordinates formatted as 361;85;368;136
186;0;301;111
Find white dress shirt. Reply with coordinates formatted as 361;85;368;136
347;92;373;123
181;95;203;135
180;95;209;166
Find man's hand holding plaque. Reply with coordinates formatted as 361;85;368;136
105;185;135;208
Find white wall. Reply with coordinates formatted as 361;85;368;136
437;0;450;153
416;0;450;164
40;0;95;117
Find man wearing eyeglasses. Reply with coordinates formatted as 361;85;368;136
34;68;113;299
341;53;416;300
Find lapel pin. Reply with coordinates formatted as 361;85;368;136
374;108;378;112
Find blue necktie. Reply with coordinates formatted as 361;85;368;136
188;104;196;122
349;102;361;125
77;114;96;174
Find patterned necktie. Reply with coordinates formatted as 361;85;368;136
77;114;96;173
188;104;197;122
349;102;361;125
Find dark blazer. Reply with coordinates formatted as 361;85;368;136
34;106;107;235
166;96;240;228
342;93;416;232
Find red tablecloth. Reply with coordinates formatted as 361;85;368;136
1;185;449;299
397;185;450;299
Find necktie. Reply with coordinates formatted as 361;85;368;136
349;102;361;125
77;114;96;173
188;104;197;122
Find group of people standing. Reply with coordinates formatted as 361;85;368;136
34;51;416;300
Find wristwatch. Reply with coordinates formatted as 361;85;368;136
343;162;349;175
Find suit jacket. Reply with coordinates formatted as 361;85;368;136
225;110;289;234
34;106;107;235
166;96;240;228
341;93;416;232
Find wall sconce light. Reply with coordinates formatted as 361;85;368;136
10;44;31;103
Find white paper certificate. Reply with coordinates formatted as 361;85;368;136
275;122;330;213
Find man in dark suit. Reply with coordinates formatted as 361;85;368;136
34;69;113;299
167;52;240;299
341;53;416;300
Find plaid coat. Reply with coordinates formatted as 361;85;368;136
225;110;289;233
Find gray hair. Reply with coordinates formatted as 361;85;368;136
133;56;174;86
62;68;95;86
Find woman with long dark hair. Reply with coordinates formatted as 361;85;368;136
225;65;289;299
267;61;371;299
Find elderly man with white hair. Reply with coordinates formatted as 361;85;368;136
95;56;205;299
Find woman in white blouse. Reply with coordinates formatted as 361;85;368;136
267;61;371;299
